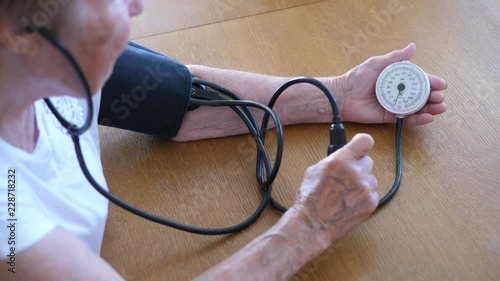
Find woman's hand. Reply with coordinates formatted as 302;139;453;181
335;43;448;126
193;134;379;281
178;44;448;142
292;134;379;246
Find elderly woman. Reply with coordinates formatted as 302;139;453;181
0;0;447;280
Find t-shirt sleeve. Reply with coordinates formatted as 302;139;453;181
0;170;57;256
98;42;193;139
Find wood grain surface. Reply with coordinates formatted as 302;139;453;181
100;0;500;280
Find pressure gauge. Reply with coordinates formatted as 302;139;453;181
375;61;431;118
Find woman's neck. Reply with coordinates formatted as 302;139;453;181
0;98;39;153
0;57;43;153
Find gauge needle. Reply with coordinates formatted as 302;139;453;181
394;83;406;105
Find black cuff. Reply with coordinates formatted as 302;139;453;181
98;42;192;138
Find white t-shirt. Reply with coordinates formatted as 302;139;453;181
0;93;109;257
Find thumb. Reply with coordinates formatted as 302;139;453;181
369;43;416;71
336;133;375;160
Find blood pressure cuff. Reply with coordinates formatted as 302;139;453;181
98;42;192;138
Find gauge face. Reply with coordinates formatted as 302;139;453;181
375;61;431;117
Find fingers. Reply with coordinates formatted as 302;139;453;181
405;102;448;125
428;91;445;103
367;175;378;193
369;188;380;207
418;102;448;115
404;113;434;126
365;174;379;210
358;156;374;175
337;133;374;160
428;74;448;91
368;43;416;71
404;89;447;126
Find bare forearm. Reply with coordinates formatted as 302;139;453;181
194;209;328;281
175;65;343;141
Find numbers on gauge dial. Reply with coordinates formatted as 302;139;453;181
376;62;430;116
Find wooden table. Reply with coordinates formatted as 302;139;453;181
99;0;500;280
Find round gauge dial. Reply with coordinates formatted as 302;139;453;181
375;61;431;117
